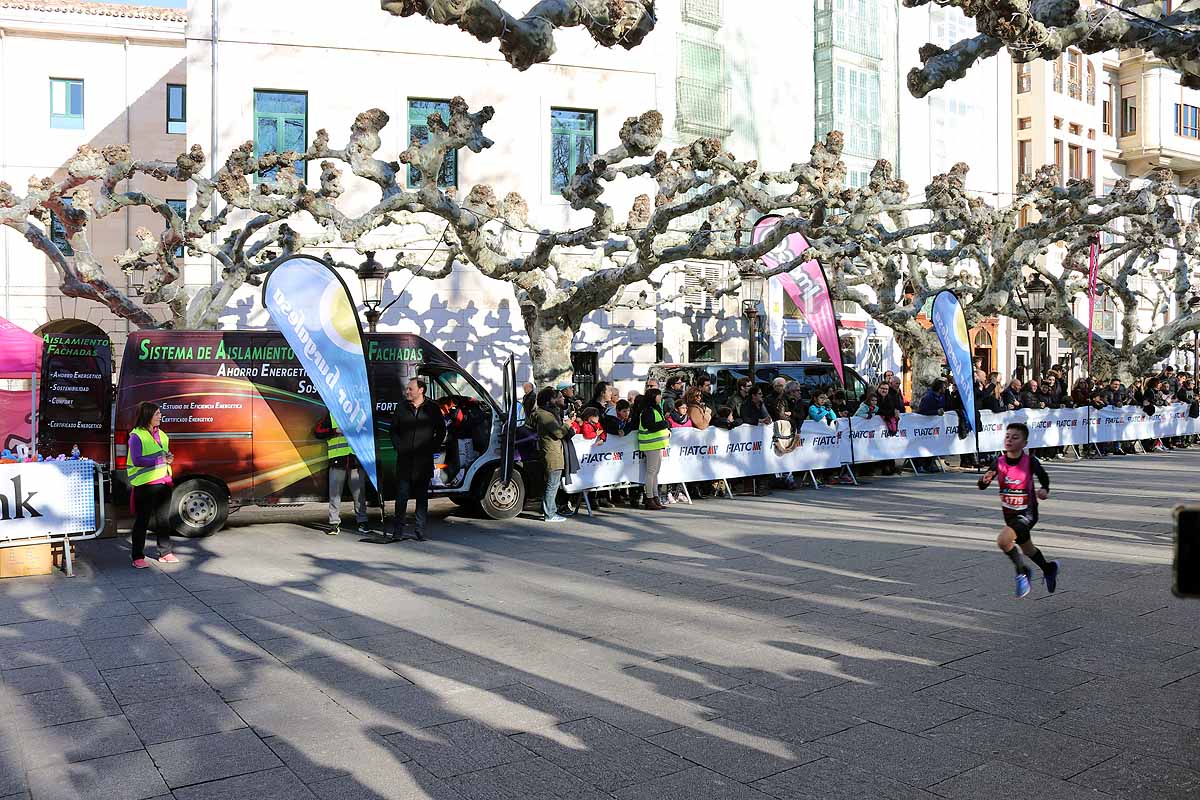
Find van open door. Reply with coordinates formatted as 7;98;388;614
500;356;517;484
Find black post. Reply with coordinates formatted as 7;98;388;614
1032;319;1043;379
364;307;381;333
747;309;758;381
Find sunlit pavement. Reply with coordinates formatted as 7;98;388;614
1;451;1198;800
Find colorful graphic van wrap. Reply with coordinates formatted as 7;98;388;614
115;331;525;536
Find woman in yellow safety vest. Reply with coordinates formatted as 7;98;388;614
636;387;671;510
127;401;178;568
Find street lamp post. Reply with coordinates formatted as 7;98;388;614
740;268;766;382
356;251;387;333
1025;273;1048;379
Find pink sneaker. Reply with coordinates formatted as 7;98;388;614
132;558;150;569
158;554;179;564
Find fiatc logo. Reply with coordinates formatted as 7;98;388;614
580;451;624;465
677;445;719;457
913;426;941;437
725;441;764;454
811;431;843;447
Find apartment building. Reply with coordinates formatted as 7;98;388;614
0;0;186;352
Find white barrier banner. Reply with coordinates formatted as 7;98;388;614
1091;405;1161;444
849;412;975;463
566;403;1199;491
1089;403;1200;443
1155;403;1200;438
976;407;1090;452
0;460;96;542
567;420;853;493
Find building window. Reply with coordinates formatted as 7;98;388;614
166;199;186;258
1016;62;1031;94
1087;62;1096;104
1120;83;1137;136
50;78;84;129
570;351;598;400
1053;117;1063;129
1177;103;1200;138
1067;50;1082;100
681;0;721;28
1087;149;1096;184
167;84;186;135
1017;139;1032;177
1054;139;1064;184
688;341;721;363
1068;123;1081;136
253;90;307;181
830;63;881;158
49;198;73;256
783;340;805;361
1087;128;1096;139
407;99;458;188
683;262;725;311
1068;144;1082;180
677;38;730;137
1053;56;1063;93
1017;117;1031;130
550;108;596;195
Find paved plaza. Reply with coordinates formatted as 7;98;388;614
1;452;1198;800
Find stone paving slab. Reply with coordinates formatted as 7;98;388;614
0;452;1197;799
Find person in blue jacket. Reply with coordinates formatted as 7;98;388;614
808;392;838;425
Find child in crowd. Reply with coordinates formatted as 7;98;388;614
667;399;692;428
573;407;612;509
711;405;738;430
808;393;838;425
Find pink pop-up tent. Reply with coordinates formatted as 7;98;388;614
0;316;43;378
0;317;43;456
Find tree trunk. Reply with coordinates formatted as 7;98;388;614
892;323;944;404
524;311;575;389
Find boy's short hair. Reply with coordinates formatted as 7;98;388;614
615;399;631;412
581;406;600;420
1006;422;1030;441
717;405;733;417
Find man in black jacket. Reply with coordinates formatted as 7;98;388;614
385;377;445;542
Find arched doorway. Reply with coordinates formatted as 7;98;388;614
972;327;994;373
35;319;109;339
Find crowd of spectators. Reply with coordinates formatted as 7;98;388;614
517;361;1198;521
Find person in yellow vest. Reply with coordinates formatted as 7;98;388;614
127;401;178;568
636;387;670;510
314;412;369;536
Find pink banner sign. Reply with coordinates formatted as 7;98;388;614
752;214;845;385
1087;237;1100;375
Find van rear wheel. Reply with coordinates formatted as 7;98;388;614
479;469;524;520
168;478;228;538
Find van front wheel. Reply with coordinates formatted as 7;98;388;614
479;469;524;520
168;478;228;538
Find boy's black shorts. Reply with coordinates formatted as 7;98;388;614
1003;509;1038;543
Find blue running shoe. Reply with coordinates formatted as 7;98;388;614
1044;561;1060;594
1015;572;1031;598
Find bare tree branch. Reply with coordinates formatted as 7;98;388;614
379;0;657;70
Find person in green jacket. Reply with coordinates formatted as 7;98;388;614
637;387;671;510
531;386;573;522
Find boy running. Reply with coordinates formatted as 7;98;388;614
977;422;1060;598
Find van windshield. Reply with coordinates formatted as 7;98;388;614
428;369;488;405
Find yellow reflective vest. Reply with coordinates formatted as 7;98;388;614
327;419;352;460
128;428;172;486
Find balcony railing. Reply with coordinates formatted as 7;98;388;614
681;0;721;29
1068;80;1081;100
1017;74;1032;93
1054;74;1063;93
676;78;732;137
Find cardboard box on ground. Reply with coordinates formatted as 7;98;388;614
0;540;75;578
